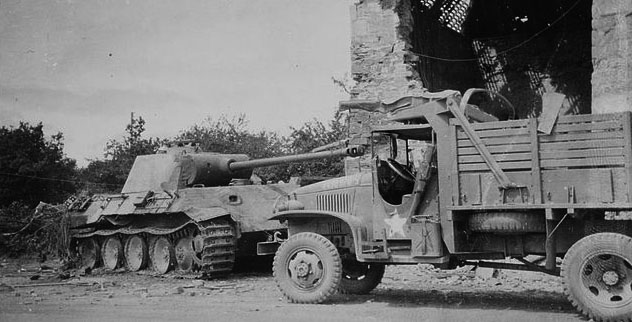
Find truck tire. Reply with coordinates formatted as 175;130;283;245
468;212;545;233
339;260;385;294
273;232;341;303
561;233;632;322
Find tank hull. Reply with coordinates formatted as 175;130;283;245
69;183;297;275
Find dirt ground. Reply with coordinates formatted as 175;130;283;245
0;257;586;322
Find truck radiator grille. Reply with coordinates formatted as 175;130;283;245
316;193;351;214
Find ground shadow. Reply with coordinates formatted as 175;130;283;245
328;287;582;318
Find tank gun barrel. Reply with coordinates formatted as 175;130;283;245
228;145;364;172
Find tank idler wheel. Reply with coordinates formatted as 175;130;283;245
150;236;175;274
273;232;342;304
77;237;100;269
561;233;632;322
101;236;124;270
175;236;199;273
339;259;385;295
124;235;148;272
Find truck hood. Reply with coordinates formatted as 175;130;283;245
292;172;372;196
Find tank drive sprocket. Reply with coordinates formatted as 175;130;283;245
199;219;237;276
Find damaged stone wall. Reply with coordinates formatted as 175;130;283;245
345;0;424;174
346;0;631;173
592;0;632;114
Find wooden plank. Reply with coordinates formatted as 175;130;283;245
539;148;624;160
458;135;531;147
556;113;624;124
538;92;565;134
622;113;632;202
539;131;624;143
456;127;528;139
458;143;532;156
530;118;542;204
459;161;533;172
552;120;622;133
540;139;625;151
459;152;532;164
447;102;516;188
449;124;460;206
451;118;528;129
540;156;625;168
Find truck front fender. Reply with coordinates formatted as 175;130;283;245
270;210;363;230
269;210;366;255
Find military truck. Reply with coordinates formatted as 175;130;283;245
263;89;632;321
67;142;363;276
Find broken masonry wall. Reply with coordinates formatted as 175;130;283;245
346;0;424;174
592;0;632;114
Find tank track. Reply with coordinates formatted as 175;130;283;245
72;217;238;276
199;219;237;276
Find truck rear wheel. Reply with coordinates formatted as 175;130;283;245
339;260;385;294
273;232;342;303
561;233;632;321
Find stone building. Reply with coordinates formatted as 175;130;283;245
344;0;632;173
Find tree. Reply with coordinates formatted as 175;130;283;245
177;114;287;182
284;110;348;179
80;114;162;193
0;122;77;207
178;112;349;183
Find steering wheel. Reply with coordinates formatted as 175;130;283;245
386;158;415;183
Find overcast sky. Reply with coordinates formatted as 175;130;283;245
0;0;352;166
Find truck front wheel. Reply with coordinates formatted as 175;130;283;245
273;232;342;303
561;233;632;322
339;260;385;294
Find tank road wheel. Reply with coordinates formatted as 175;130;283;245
175;237;198;273
150;236;175;274
561;233;632;321
339;260;385;295
273;232;342;303
124;235;148;272
101;236;124;270
77;238;100;269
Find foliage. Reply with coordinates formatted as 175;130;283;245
283;110;348;179
0;122;77;207
79;114;162;193
178;112;349;182
0;201;71;259
177;115;288;182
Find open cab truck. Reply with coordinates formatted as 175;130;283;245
261;89;632;321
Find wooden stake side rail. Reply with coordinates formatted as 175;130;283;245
449;112;632;207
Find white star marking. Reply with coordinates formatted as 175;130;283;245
384;211;407;237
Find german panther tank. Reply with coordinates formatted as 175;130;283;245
67;142;363;276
